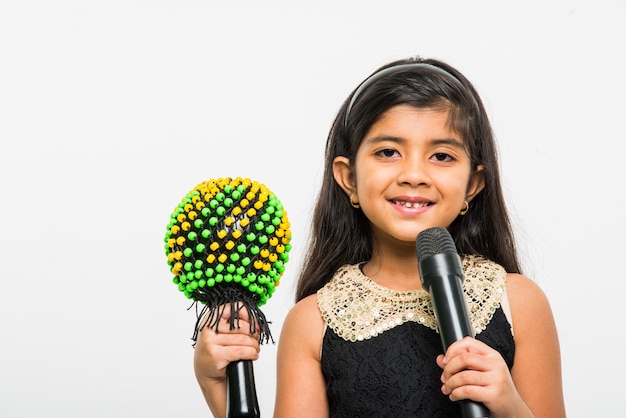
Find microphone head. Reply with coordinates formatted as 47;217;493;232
415;227;458;259
164;177;292;307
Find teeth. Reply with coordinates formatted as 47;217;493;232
394;200;428;208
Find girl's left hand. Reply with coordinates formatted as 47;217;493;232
436;337;532;418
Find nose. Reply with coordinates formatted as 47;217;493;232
397;156;430;187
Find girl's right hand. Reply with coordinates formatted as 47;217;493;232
193;305;261;417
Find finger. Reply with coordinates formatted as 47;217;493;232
443;336;492;362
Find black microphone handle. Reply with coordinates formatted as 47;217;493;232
421;253;490;418
226;359;261;418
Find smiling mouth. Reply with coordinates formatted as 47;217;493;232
392;200;431;209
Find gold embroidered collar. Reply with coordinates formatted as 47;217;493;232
317;255;506;343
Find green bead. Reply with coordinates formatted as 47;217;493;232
241;279;249;287
250;246;260;255
224;185;233;194
246;233;256;242
241;257;251;266
184;261;193;271
198;279;206;288
188;231;197;241
224;197;233;207
207;278;215;287
215;274;223;283
184;248;193;257
205;268;214;278
216;207;225;216
215;263;225;273
233;275;242;283
237;243;247;253
255;222;264;231
230;253;240;262
194;260;203;269
215;192;225;202
261;213;271;222
232;190;241;200
236;266;246;276
195;243;206;253
226;264;236;274
265;206;275;214
258;235;268;244
265;225;275;234
194;219;204;228
201;207;211;217
224;274;233;283
201;229;211;238
209;199;219;209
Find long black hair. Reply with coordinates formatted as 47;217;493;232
295;57;521;302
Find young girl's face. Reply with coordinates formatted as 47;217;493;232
335;104;484;245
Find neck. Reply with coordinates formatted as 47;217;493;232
364;242;422;291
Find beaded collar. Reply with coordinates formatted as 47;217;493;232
317;255;507;343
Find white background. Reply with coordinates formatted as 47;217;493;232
1;1;624;417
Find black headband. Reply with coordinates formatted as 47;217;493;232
344;62;472;127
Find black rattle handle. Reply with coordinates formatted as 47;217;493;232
226;360;261;418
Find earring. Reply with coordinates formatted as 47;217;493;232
350;193;360;209
459;201;469;215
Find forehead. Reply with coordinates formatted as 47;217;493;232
362;104;461;142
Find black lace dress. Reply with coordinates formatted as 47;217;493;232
317;257;515;418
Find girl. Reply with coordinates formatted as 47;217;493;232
193;57;566;417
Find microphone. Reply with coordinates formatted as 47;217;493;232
164;177;293;418
416;227;489;418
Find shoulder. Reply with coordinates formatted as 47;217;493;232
278;294;325;358
505;273;553;322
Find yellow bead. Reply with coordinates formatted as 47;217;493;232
232;230;242;239
177;214;186;222
176;236;186;245
247;208;256;217
254;201;263;210
225;241;235;250
188;211;197;221
269;253;278;262
181;222;191;231
206;254;215;263
210;242;219;251
232;207;242;216
217;230;227;239
218;254;227;263
240;218;249;227
254;260;263;270
224;217;234;227
170;225;180;235
269;237;278;246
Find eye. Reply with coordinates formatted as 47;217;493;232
431;152;454;162
376;148;399;158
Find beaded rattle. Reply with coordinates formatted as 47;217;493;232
164;177;292;417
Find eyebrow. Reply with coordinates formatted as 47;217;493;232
364;135;466;149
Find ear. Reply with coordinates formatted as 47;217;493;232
332;156;356;198
466;165;485;203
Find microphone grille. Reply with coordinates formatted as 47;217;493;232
415;227;458;259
